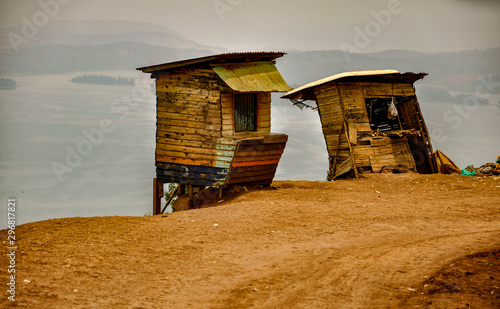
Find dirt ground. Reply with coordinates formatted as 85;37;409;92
1;173;500;308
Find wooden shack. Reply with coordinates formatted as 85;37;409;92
137;52;292;213
282;70;435;179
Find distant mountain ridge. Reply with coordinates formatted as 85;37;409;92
0;19;225;52
0;41;215;74
0;19;498;99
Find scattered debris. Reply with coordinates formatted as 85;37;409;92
461;156;500;176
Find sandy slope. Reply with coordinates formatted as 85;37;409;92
1;173;499;308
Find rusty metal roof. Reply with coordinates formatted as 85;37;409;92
212;62;292;92
282;70;427;100
136;52;287;73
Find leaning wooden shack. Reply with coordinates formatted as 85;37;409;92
282;70;435;179
137;52;291;213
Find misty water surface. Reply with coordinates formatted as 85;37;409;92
1;71;499;228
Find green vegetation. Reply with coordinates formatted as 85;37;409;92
0;77;16;89
71;74;134;86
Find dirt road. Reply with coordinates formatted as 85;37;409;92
1;173;499;308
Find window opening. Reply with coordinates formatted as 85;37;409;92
365;97;401;132
234;93;257;132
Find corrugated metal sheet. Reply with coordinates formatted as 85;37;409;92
137;52;287;73
282;69;400;100
212;62;292;92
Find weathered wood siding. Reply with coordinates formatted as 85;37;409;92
315;81;422;175
154;68;286;186
225;134;287;187
154;68;236;185
221;92;271;137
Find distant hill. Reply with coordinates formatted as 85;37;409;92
278;48;500;99
0;41;214;74
0;29;498;100
0;20;224;52
279;48;500;86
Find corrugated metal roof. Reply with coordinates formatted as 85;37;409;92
212;62;292;92
282;70;427;100
136;52;287;73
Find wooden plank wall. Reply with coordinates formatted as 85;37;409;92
315;81;420;175
398;97;434;173
154;68;283;186
225;134;287;187
221;92;271;137
155;68;237;185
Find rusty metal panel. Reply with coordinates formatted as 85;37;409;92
212;62;292;92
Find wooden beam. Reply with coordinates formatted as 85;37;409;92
161;184;179;214
336;85;358;179
153;178;163;215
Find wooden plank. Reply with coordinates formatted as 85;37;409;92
157;111;221;123
157;99;220;112
355;122;372;133
392;83;415;96
157;118;221;130
226;173;276;185
153;178;162;215
370;137;390;147
227;164;278;175
161;184;179;214
157;168;228;181
156;149;233;162
370;152;416;173
263;134;288;144
156;143;235;158
231;159;281;167
156;155;231;169
155;84;219;96
233;149;285;157
315;82;339;97
232;154;283;163
236;143;286;152
156;131;221;144
157;138;236;151
359;82;416;97
156;91;220;103
156;105;221;117
156;68;231;92
156;162;229;175
336;84;358;179
157;124;222;137
348;123;357;145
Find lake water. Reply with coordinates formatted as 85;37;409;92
1;71;499;228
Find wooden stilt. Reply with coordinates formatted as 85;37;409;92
153;178;163;215
219;186;223;198
189;184;193;198
161;184;179;214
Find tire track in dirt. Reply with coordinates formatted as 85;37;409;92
215;227;500;308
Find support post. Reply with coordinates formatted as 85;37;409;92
153;178;163;215
161;184;179;214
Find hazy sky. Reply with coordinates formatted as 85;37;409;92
1;0;499;52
